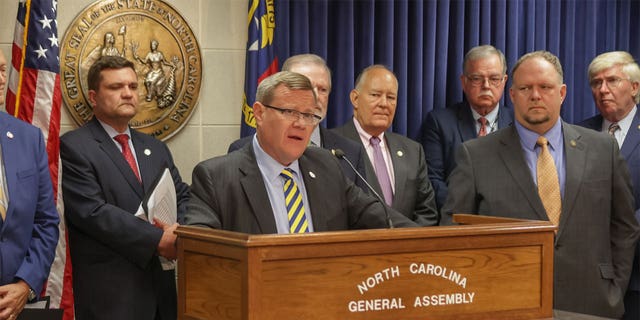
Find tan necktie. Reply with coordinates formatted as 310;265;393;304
0;184;6;221
478;117;488;137
536;136;562;225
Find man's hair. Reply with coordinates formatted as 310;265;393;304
511;51;564;83
282;53;332;89
589;51;640;103
463;45;507;75
354;64;397;90
87;56;136;91
256;71;317;105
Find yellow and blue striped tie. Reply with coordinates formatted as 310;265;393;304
280;168;309;233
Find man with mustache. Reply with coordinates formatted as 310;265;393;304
332;65;438;226
443;51;639;318
579;51;640;320
421;45;513;210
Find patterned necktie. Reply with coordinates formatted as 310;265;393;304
536;136;562;225
608;122;620;136
370;136;393;205
114;134;141;182
280;168;309;233
478;117;488;137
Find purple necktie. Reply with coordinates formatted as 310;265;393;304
370;136;393;205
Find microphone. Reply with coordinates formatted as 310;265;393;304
331;149;394;228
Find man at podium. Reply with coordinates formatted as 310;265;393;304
185;71;418;233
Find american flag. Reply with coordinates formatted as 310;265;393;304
6;0;73;319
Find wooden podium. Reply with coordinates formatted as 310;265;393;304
176;215;556;320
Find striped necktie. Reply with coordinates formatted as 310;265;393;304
280;168;309;233
478;117;488;137
536;136;562;225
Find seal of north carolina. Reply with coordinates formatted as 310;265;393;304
61;0;202;140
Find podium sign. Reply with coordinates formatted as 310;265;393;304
176;215;555;320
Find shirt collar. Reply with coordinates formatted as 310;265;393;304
353;117;386;146
602;105;637;134
98;119;132;140
253;134;301;182
471;103;500;124
515;117;563;151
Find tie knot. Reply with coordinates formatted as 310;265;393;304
608;123;620;135
280;168;295;180
370;136;381;146
478;117;488;125
536;136;548;147
114;134;130;146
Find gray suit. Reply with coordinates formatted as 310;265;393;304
331;120;438;226
442;122;640;318
185;142;417;233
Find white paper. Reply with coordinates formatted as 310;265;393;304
135;168;177;270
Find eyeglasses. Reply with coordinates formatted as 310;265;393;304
589;77;629;89
465;75;505;87
263;104;322;126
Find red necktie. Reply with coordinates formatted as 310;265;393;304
478;117;488;137
114;134;141;182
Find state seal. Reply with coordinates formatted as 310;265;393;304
60;0;202;140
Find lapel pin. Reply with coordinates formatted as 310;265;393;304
637;124;640;130
397;150;404;157
144;149;151;156
6;132;13;139
570;140;577;147
309;171;316;179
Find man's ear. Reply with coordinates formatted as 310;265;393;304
88;90;97;107
349;89;359;112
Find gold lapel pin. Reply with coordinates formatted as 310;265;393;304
570;140;577;147
397;150;404;157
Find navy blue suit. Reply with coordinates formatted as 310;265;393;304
421;102;513;209
0;112;59;295
228;127;370;192
61;118;189;320
579;109;640;320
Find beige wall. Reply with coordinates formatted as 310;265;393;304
0;0;247;184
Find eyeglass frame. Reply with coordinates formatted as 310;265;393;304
262;104;323;126
464;74;506;87
589;76;630;90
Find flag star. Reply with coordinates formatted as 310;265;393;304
48;34;58;47
39;15;53;29
52;0;57;12
34;45;48;58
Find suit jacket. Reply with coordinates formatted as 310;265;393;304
185;142;417;232
442;122;640;318
228;127;370;192
420;102;513;209
61;118;189;320
331;120;438;226
579;111;640;305
0;112;59;295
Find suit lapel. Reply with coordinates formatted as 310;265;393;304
88;119;144;198
457;103;478;141
298;153;329;232
131;131;160;194
497;107;513;129
621;110;640;159
385;134;406;207
0;116;18;226
342;121;384;196
559;123;586;236
498;127;549;220
239;144;278;233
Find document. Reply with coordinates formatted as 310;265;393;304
134;167;177;270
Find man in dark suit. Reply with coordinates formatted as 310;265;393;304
578;51;640;320
60;56;189;320
185;71;417;233
332;65;438;226
443;51;640;318
0;50;59;320
421;45;513;209
228;54;368;190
